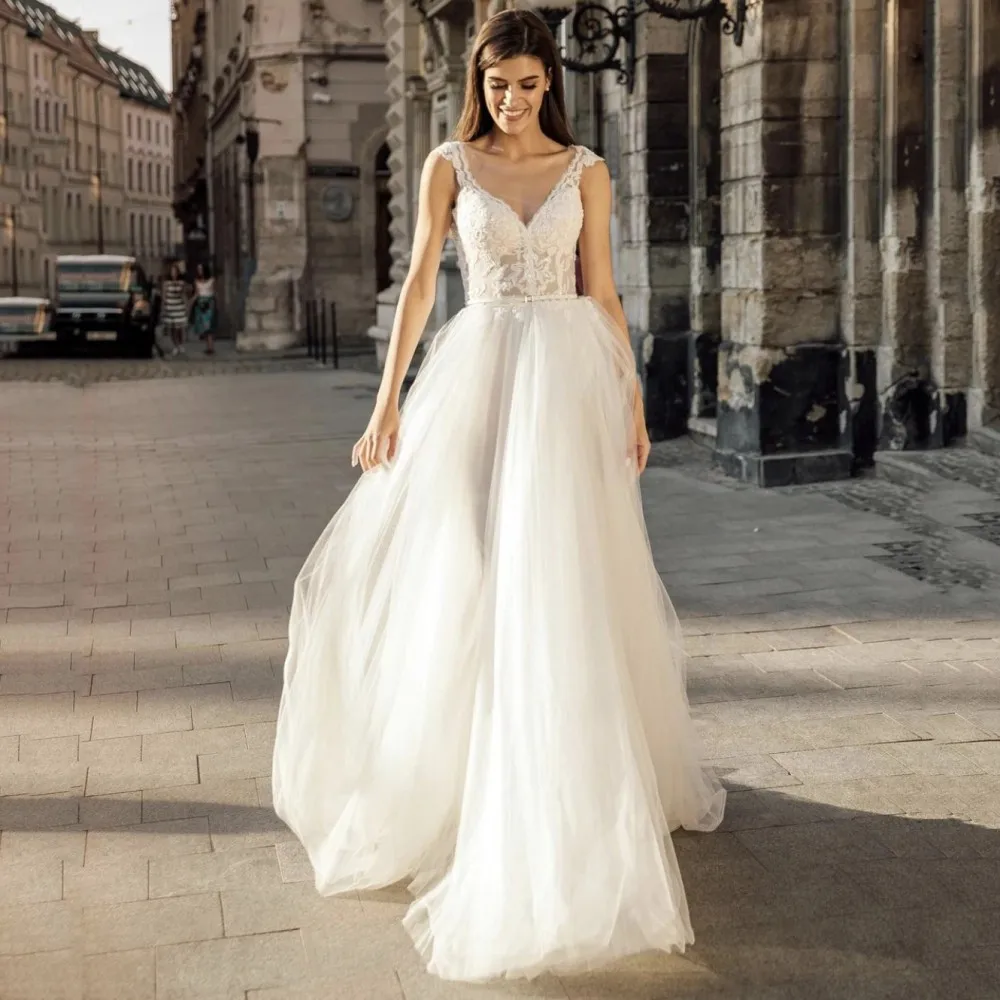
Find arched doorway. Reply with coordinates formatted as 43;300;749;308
374;142;392;294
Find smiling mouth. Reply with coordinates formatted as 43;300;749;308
500;108;528;121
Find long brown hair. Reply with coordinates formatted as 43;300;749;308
454;9;575;147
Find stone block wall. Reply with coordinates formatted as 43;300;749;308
715;0;850;485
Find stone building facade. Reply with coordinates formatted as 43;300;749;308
196;0;388;348
94;43;180;276
373;0;1000;485
171;0;211;275
0;0;173;297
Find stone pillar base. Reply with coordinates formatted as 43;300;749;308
715;341;853;486
643;329;720;440
715;447;853;487
238;266;304;353
879;376;967;451
644;331;688;441
236;329;300;352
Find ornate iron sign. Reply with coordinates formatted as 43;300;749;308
536;0;750;92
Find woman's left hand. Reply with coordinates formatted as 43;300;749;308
631;379;650;475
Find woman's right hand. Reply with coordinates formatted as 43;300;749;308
351;403;401;472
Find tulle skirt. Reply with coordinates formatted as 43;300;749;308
271;296;725;982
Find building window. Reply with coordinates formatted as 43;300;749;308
53;102;58;134
43;100;49;132
166;166;171;191
127;158;133;189
155;121;160;145
115;207;122;240
89;205;94;239
130;212;135;246
156;216;162;245
126;113;132;138
32;53;38;77
33;97;39;130
139;214;145;246
146;118;151;141
137;160;143;192
156;164;162;195
147;162;152;191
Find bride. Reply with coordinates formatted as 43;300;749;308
272;6;725;983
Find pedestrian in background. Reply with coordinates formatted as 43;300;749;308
190;263;216;355
161;262;189;356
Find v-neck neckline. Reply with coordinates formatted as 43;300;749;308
458;143;580;231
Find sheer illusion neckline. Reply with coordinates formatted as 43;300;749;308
457;142;582;231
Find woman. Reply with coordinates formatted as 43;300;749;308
160;262;189;356
272;8;724;983
189;263;216;355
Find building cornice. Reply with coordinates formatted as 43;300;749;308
249;41;386;63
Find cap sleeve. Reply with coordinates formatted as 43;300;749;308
577;147;604;170
432;141;472;188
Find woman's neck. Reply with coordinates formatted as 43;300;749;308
482;127;553;160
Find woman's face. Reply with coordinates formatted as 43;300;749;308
170;264;179;280
482;55;550;137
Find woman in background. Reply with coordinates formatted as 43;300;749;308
160;262;189;356
190;263;216;355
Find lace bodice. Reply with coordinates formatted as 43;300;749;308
435;142;603;303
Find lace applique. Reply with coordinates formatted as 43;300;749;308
429;142;604;303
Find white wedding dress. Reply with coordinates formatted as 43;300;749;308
272;141;725;982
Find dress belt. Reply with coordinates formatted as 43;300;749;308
466;293;580;305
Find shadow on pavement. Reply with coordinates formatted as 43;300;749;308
1;790;998;999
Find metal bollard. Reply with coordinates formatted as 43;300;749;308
319;297;328;366
330;302;339;369
305;299;314;359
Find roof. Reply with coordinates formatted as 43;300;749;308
92;43;170;110
2;0;164;102
1;0;117;85
0;0;28;29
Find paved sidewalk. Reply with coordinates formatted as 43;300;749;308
1;369;999;1000
0;338;378;386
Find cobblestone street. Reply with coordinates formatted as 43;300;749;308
2;368;1000;1000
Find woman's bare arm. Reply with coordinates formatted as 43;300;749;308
578;160;640;407
376;150;457;409
578;159;650;472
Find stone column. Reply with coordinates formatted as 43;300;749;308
624;15;692;442
368;0;422;365
715;0;850;486
425;17;468;338
925;1;971;443
878;0;930;449
841;0;882;466
968;0;1000;427
688;16;722;427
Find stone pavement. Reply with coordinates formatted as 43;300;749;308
0;338;378;386
1;368;1000;1000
